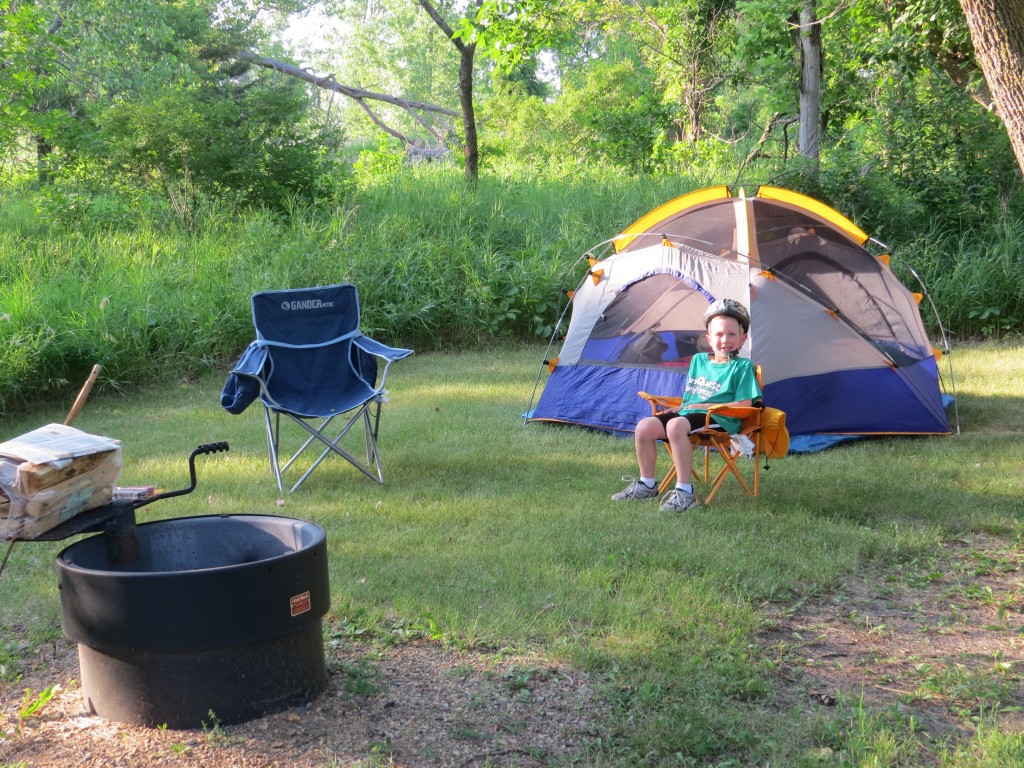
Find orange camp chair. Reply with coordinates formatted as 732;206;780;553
638;365;778;505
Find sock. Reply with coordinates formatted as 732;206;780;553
640;477;657;488
675;483;694;494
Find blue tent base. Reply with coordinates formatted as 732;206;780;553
525;391;955;456
788;433;865;453
788;394;955;453
524;414;867;453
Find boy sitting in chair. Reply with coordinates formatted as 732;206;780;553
612;298;762;512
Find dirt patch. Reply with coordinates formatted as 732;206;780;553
2;533;1021;767
1;638;607;767
757;533;1024;748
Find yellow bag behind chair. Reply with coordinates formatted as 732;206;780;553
761;407;790;459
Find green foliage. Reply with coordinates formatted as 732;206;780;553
68;74;346;218
719;0;1022;238
732;0;799;111
0;168;670;412
0;158;1020;417
477;81;554;170
894;211;1024;338
325;0;460;144
547;61;673;172
453;0;576;72
863;72;1017;231
4;0;1021;252
0;0;66;152
352;138;407;186
18;686;55;721
940;717;1024;767
0;0;341;212
1;685;57;737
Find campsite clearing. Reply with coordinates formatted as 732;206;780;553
3;532;1020;766
1;342;1021;766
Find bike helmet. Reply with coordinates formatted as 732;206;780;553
703;298;750;333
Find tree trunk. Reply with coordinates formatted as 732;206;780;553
417;0;480;181
458;42;479;181
796;0;822;165
794;0;822;169
36;136;52;185
684;57;704;143
959;0;1024;175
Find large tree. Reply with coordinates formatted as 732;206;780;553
418;0;481;180
958;0;1024;174
794;0;822;167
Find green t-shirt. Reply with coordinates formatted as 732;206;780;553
681;354;762;434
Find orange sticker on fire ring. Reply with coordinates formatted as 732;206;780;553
289;591;312;617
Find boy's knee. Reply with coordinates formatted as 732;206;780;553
665;419;691;443
635;416;662;440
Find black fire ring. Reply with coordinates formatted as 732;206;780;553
56;514;330;729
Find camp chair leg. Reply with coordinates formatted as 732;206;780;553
659;442;708;495
281;420;332;476
663;435;760;506
365;402;382;472
703;447;759;505
656;441;675;494
263;403;387;493
264;409;285;492
264;410;332;492
292;412;382;491
656;443;713;495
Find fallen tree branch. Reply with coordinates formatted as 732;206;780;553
238;51;457;147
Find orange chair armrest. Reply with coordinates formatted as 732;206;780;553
638;391;682;415
703;405;763;426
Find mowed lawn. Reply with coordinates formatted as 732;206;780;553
1;341;1021;765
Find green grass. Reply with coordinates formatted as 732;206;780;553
2;167;1021;417
0;170;685;414
1;342;1022;765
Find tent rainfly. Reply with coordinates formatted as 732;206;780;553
526;185;955;451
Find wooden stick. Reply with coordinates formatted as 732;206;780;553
64;364;102;426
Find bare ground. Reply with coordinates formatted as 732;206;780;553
2;533;1022;767
756;532;1024;755
1;637;607;768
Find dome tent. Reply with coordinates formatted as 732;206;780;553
526;185;954;450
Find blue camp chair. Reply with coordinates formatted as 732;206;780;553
221;284;413;492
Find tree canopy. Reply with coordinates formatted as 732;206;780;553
1;0;1020;226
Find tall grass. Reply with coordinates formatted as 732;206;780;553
0;169;692;414
1;166;1021;416
896;213;1024;339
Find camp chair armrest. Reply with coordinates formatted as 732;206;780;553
353;335;415;363
703;405;762;426
638;391;682;415
229;342;269;378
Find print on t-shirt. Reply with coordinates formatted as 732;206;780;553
684;375;723;402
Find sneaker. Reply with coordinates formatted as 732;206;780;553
659;488;698;512
611;477;659;501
